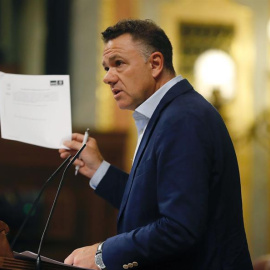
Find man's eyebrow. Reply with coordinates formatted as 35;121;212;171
102;54;121;67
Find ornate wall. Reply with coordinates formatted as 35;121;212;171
0;0;269;261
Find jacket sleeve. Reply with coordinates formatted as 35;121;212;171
95;165;129;209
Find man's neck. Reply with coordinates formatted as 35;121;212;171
154;71;175;93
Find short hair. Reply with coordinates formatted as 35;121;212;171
101;19;175;74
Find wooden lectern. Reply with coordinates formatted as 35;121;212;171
0;221;86;270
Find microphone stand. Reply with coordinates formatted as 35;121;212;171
11;154;72;250
36;144;86;270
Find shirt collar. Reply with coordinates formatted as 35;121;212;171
134;75;183;120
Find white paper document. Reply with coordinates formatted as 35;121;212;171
0;72;72;149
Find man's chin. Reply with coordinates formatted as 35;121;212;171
117;103;135;111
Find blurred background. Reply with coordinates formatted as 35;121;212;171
0;0;269;265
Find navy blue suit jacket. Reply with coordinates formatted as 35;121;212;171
95;79;253;270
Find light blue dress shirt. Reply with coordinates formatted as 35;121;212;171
90;75;183;189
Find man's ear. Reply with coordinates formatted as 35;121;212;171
149;52;164;78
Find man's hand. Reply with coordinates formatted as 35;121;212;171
64;244;100;270
59;133;104;178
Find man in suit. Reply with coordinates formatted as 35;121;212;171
59;19;253;270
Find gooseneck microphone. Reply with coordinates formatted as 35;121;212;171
36;144;86;270
11;154;72;250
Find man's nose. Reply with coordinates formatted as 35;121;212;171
103;68;118;85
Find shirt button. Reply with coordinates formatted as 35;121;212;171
123;264;129;269
128;263;133;268
133;261;138;267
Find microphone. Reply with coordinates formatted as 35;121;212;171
36;144;86;270
11;154;72;250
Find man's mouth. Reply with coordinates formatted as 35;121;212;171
112;89;122;96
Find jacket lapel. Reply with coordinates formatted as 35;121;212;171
117;79;193;223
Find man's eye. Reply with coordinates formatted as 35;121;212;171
115;60;123;66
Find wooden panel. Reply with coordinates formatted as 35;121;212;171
0;131;127;261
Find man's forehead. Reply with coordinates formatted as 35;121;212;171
103;44;125;54
103;34;142;54
102;47;126;65
103;45;139;63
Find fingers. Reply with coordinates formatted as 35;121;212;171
64;139;83;151
64;252;75;265
58;132;103;178
72;133;87;143
59;133;88;157
59;148;66;154
64;245;99;270
58;148;76;159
